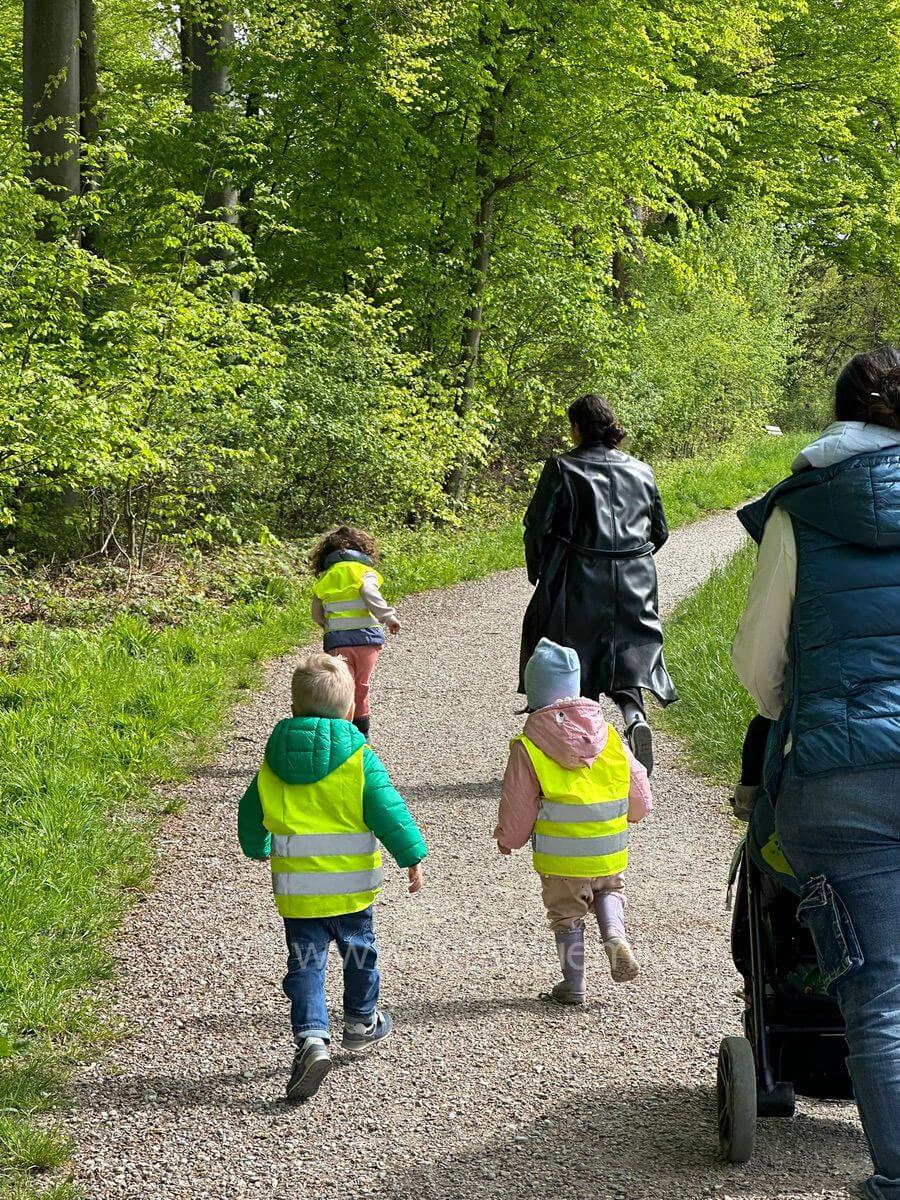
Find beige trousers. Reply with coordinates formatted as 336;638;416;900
539;873;626;931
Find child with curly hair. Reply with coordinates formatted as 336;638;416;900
310;526;400;739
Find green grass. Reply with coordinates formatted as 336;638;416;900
0;430;806;1196
658;542;758;783
653;431;809;531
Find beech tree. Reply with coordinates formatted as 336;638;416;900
188;1;238;223
22;0;81;204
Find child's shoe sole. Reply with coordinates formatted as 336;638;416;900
342;1010;394;1053
605;938;640;983
286;1046;332;1102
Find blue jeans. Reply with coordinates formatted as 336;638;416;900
282;907;380;1043
776;767;900;1199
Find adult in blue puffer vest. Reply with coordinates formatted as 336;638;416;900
733;345;900;1200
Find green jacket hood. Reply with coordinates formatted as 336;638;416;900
264;716;365;784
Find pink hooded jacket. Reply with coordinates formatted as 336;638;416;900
494;699;653;851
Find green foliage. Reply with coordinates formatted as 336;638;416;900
785;264;900;432
656;436;820;780
616;212;801;459
269;293;474;531
1;0;897;558
653;431;811;530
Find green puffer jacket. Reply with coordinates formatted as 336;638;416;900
237;716;427;868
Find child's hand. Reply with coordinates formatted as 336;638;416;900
387;617;401;636
407;864;424;893
497;843;512;856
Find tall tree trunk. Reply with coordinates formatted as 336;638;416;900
239;90;259;238
611;199;647;303
79;0;99;153
444;103;499;500
444;19;539;499
178;7;193;91
79;0;100;250
238;91;259;301
457;117;497;412
190;6;238;223
23;0;81;211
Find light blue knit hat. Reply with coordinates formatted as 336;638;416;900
523;638;581;711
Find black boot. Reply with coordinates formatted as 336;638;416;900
352;716;370;740
626;717;653;775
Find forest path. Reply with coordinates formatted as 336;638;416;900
66;509;869;1200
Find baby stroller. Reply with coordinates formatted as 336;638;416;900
716;829;852;1162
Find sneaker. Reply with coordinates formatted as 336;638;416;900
605;938;640;983
286;1038;331;1102
342;1009;393;1053
626;717;653;775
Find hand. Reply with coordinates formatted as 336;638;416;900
407;864;424;893
497;844;512;856
387;617;401;636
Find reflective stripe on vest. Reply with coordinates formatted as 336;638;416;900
271;831;377;858
512;728;630;878
313;562;382;634
272;866;384;896
538;797;626;823
257;748;382;918
532;830;629;858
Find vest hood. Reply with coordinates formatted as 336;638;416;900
264;716;365;785
792;420;900;473
522;698;608;769
740;448;900;550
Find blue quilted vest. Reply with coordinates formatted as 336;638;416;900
740;448;900;780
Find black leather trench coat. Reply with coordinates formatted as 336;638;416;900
519;442;677;705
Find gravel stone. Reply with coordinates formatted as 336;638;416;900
62;510;869;1198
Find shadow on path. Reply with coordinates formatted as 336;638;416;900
390;1083;867;1199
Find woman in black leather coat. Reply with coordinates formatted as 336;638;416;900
519;394;677;771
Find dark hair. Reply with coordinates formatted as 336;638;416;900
310;525;379;576
567;393;626;448
834;345;900;430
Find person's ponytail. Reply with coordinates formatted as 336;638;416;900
567;393;626;448
835;346;900;430
868;364;900;427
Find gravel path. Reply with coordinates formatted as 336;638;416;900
65;510;869;1199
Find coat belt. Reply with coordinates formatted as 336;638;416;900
560;539;654;559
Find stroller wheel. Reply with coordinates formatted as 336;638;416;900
717;1036;757;1163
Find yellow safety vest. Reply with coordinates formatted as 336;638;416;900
513;729;630;878
312;561;382;634
257;747;383;918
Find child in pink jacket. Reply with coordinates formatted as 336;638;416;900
495;638;652;1003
